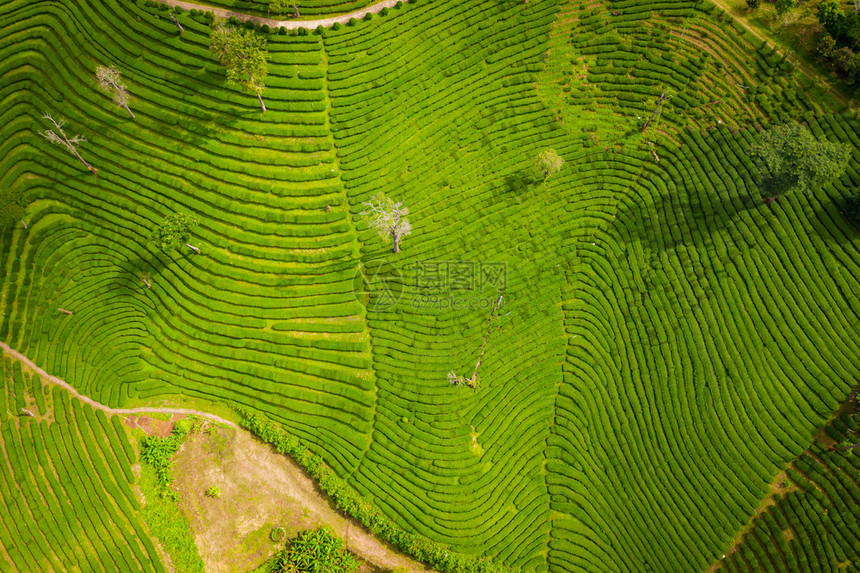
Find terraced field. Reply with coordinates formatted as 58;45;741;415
0;0;858;571
718;409;860;573
0;359;163;572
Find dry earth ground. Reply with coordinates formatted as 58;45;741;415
172;427;430;573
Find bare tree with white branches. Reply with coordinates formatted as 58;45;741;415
39;113;96;175
360;193;413;254
96;65;135;119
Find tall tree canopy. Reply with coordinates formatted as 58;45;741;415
210;21;270;112
151;213;198;253
749;122;851;201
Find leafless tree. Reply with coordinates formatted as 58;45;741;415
39;113;96;175
169;12;184;34
447;294;504;389
641;92;671;133
360;193;412;253
96;66;135;119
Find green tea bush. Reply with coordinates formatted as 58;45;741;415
0;370;165;571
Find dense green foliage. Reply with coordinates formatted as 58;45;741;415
269;527;359;573
140;417;194;497
0;186;24;231
0;361;165;571
150;213;198;252
749;122;851;199
0;0;858;572
814;1;860;86
210;22;269;107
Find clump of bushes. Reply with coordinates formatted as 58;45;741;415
205;486;221;498
270;527;358;573
140;417;195;500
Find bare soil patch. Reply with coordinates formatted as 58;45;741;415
172;427;429;573
124;413;185;437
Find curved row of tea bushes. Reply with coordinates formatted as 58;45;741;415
0;361;164;572
0;0;378;477
718;411;860;572
324;0;569;568
547;117;860;573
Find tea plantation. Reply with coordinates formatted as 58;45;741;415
0;0;858;571
0;361;163;572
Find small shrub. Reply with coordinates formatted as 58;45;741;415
332;22;341;31
315;25;324;35
347;17;357;26
364;12;372;21
380;7;388;16
205;486;221;498
270;527;286;542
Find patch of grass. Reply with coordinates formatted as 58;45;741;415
139;462;205;573
140;417;196;499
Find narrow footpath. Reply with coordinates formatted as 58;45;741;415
705;0;853;109
159;0;403;29
0;341;431;572
0;341;238;427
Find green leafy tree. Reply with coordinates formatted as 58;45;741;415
749;122;852;202
745;0;760;9
0;186;24;232
151;213;199;253
270;527;359;573
210;21;270;112
818;1;845;40
535;149;564;182
775;0;795;17
814;34;838;62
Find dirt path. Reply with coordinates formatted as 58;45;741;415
0;341;237;427
0;341;432;572
706;0;853;109
159;0;403;29
175;428;430;572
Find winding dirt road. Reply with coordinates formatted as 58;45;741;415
160;0;404;29
0;341;430;572
0;341;238;426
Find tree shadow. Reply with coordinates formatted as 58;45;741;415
495;168;539;198
619;172;764;253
